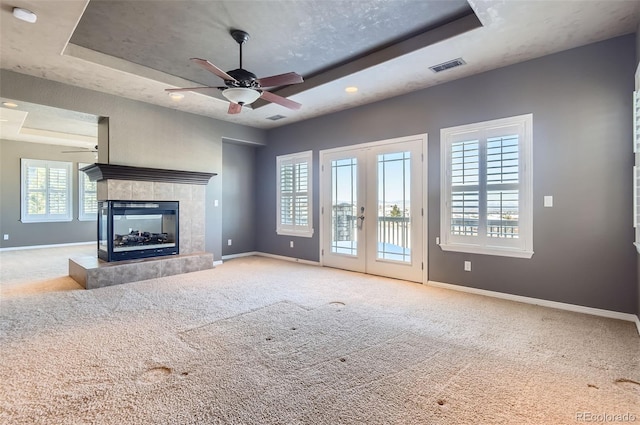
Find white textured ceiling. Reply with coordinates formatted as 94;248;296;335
0;0;638;132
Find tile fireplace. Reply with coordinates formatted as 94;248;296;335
69;163;216;289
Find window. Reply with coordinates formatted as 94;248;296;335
276;150;313;237
440;114;533;258
79;163;98;221
21;159;72;223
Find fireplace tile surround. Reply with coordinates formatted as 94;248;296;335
98;179;206;254
70;164;216;289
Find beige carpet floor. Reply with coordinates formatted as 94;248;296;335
0;254;638;424
0;244;92;296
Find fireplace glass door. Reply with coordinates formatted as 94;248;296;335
98;201;179;261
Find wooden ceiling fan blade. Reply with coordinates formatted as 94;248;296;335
257;72;303;88
191;58;237;82
228;103;242;114
261;91;302;110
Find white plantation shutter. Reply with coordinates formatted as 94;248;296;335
280;163;294;225
634;91;640;154
294;162;309;226
486;135;520;239
635;166;640;228
277;151;313;237
79;163;98;221
450;140;479;236
21;159;72;222
441;114;533;258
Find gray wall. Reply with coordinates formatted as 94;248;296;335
0;70;267;259
257;34;637;314
636;22;640;67
0;139;96;247
222;141;256;256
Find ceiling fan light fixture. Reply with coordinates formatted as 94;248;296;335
222;87;261;106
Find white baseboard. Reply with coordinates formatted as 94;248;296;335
213;260;223;266
221;251;259;261
255;252;320;266
0;241;94;252
427;280;640;336
221;251;320;266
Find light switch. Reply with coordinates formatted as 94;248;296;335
544;196;553;207
214;199;219;207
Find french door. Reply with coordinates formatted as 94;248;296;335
320;135;425;283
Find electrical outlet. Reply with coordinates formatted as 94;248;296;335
3;234;8;240
436;236;440;245
464;261;471;272
290;241;294;248
227;239;232;246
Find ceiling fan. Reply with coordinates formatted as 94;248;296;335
62;145;98;159
166;29;304;114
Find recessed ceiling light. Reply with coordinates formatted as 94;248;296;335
345;86;358;93
168;92;184;100
2;102;18;108
12;7;37;23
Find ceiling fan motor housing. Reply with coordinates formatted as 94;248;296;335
226;68;260;89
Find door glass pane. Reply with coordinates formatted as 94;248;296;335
377;152;411;262
331;158;358;255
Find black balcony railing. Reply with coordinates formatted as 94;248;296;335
333;214;412;248
451;218;519;238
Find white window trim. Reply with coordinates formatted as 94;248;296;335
78;162;97;221
276;150;314;238
440;114;533;258
21;158;73;223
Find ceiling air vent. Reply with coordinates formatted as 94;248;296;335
429;58;466;73
266;114;286;121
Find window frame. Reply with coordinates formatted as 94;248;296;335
276;150;314;238
440;114;533;258
20;158;73;223
78;162;98;221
